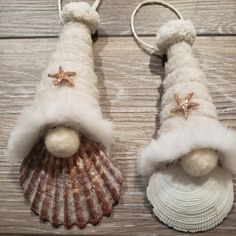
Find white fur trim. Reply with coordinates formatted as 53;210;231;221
138;118;236;176
8;90;113;161
156;20;196;54
62;2;100;34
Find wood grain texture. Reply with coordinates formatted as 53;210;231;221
0;0;236;38
0;36;236;235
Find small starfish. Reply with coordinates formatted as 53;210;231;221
48;66;76;87
170;92;199;119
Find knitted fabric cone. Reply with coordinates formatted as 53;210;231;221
8;2;112;161
138;20;236;232
7;2;122;229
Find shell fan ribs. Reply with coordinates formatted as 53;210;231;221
19;137;122;229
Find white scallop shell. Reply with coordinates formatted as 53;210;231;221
147;165;234;232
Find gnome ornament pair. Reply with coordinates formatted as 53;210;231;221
7;0;236;232
8;1;122;229
132;0;236;233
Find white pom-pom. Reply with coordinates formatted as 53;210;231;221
62;2;100;34
45;127;80;158
180;149;218;177
156;20;196;54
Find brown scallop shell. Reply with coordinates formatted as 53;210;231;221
19;137;122;229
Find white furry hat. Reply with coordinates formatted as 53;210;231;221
8;2;113;161
138;20;236;176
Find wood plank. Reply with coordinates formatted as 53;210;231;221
0;0;236;38
0;36;236;235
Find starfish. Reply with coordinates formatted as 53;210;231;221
48;66;76;87
170;92;199;119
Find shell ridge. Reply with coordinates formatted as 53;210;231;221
83;147;105;224
19;141;42;174
20;144;45;190
88;151;113;216
19;137;123;228
69;156;86;228
98;150;123;185
51;158;63;227
39;154;55;222
76;150;101;225
31;152;51;215
93;152;121;203
25;148;49;210
62;158;73;229
147;166;234;232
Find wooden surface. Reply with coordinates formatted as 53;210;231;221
0;0;236;235
1;0;236;37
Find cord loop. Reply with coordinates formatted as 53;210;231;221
131;0;183;55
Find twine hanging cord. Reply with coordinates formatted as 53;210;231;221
131;0;184;55
58;0;102;24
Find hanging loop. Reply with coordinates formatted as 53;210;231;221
58;0;102;24
131;0;184;55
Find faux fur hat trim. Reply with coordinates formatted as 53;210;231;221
156;20;196;54
62;2;100;34
7;88;113;162
138;117;236;176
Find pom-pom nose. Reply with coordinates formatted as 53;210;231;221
180;148;218;177
45;126;80;158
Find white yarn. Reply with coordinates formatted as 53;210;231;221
61;2;100;34
160;40;218;132
165;48;200;75
8;2;113;161
156;20;196;54
58;0;101;26
138;20;236;176
163;66;207;91
160;99;218;124
161;80;213;109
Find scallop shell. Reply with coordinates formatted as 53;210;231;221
19;137;122;229
147;165;234;232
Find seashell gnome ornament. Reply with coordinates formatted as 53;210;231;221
8;0;122;229
131;0;236;233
